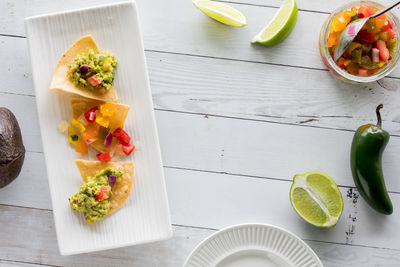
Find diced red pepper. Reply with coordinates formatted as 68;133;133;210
384;28;396;39
356;30;375;43
95;186;111;201
112;128;131;145
84;106;99;124
96;152;111;162
358;5;375;18
87;75;102;86
376;40;390;61
337;57;346;69
122;144;135;156
382;20;393;31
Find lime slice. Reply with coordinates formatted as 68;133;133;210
252;0;298;46
192;0;247;27
290;171;343;228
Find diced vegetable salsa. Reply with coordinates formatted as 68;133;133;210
65;103;136;159
68;50;117;93
328;4;397;77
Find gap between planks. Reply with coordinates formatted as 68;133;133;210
1;34;400;82
1;202;398;253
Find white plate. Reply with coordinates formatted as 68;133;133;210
184;224;323;267
24;1;172;255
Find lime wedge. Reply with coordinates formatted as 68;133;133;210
192;0;247;27
252;0;298;46
290;171;343;228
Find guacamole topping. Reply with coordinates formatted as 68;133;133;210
68;49;117;93
69;167;122;224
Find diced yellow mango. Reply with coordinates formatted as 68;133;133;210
95;115;110;128
68;126;79;147
71;118;86;133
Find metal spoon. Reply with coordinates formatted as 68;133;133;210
334;1;400;62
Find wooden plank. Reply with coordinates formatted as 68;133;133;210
0;152;50;210
2;92;400;193
224;0;399;14
165;167;400;250
0;205;399;266
3;36;400;136
1;140;400;248
0;260;53;267
2;0;400;78
146;52;400;134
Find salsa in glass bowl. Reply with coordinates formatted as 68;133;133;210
319;1;400;83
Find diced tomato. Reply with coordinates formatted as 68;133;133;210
112;128;131;145
95;186;111;201
87;75;102;86
122;144;135;156
382;20;393;31
384;28;396;39
337;57;346;69
96;152;111;162
75;137;88;154
358;4;375;18
357;68;369;77
376;40;390;61
356;30;375;43
84;106;98;123
82;124;99;142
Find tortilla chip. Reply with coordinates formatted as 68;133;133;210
70;98;130;155
50;35;118;102
75;160;134;215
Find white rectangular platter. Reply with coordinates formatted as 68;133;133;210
24;1;172;255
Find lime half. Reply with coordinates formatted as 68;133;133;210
290;171;343;228
192;0;247;27
252;0;297;46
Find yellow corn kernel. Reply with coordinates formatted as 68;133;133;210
71;118;86;133
378;61;386;68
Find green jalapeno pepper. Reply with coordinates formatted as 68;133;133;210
350;104;393;215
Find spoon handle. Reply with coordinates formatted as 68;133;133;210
371;0;400;18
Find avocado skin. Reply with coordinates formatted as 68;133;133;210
0;108;25;188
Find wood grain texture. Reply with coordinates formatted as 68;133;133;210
3;90;400;194
0;0;399;265
2;0;400;78
0;260;52;267
1;147;400;249
3;36;400;136
0;205;399;267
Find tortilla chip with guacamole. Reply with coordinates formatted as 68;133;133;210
50;35;118;102
70;160;134;224
70;97;130;156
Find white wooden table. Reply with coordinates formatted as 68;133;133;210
1;0;400;266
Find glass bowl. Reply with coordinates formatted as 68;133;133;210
319;1;400;83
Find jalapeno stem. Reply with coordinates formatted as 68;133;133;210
376;104;383;128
